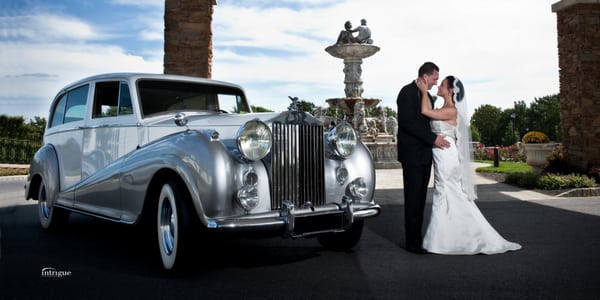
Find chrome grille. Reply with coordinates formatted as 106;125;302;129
271;122;325;210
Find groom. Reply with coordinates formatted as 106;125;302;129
396;62;449;254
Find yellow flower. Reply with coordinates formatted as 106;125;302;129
521;131;549;144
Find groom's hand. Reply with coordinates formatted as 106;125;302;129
434;135;450;149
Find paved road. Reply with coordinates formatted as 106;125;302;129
1;169;600;299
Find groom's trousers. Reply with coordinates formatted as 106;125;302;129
402;162;432;249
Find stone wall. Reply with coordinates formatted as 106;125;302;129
553;0;600;170
164;0;216;78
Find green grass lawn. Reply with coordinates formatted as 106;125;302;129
475;160;532;174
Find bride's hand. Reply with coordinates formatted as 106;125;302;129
416;78;428;93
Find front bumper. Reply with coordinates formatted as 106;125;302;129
206;196;380;238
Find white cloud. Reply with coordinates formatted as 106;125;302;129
1;14;109;41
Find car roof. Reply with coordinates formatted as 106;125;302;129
59;73;244;92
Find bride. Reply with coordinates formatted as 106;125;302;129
417;76;522;255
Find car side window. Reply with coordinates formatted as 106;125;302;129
218;94;249;113
49;94;67;128
119;83;133;115
49;84;89;127
93;81;133;118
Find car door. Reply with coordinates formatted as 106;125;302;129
75;80;138;219
44;83;90;207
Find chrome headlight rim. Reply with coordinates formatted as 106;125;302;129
236;120;272;161
329;122;357;158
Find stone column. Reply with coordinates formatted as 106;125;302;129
552;0;600;170
343;58;364;98
164;0;216;78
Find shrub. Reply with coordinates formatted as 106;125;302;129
522;131;549;144
543;143;570;174
538;173;596;190
589;166;600;183
498;144;526;162
505;172;540;188
472;143;526;162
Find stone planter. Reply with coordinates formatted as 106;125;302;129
523;143;558;172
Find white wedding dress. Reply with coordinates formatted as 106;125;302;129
423;120;522;255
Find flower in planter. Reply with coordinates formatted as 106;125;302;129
521;131;549;144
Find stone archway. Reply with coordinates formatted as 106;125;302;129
552;0;600;171
164;0;216;78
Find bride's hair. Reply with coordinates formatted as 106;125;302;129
446;76;465;103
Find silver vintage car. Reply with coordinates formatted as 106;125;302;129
25;73;380;270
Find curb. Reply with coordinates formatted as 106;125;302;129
0;175;27;182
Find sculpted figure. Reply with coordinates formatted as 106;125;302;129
386;116;398;141
353;101;368;133
376;106;387;134
336;21;357;45
353;19;373;44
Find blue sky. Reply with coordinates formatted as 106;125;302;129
1;0;559;121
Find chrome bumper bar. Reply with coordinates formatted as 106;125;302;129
206;197;380;238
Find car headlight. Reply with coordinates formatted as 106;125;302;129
328;122;357;157
237;120;272;161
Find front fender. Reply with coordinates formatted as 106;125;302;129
323;141;376;204
119;129;255;225
26;144;60;207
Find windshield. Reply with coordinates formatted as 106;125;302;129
137;79;251;118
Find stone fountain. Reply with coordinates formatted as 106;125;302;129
322;19;400;169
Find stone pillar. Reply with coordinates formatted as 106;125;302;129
164;0;216;78
552;0;600;170
343;58;364;98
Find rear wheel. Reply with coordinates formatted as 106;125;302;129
317;220;364;251
38;180;69;231
156;179;198;271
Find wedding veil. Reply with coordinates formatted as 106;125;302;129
453;77;478;201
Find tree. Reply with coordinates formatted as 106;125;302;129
471;104;503;146
384;107;397;120
527;94;561;141
296;100;315;113
251;105;274;112
471;94;561;146
25;117;47;141
0;115;46;141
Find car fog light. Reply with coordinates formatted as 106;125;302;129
336;167;348;185
237;185;259;211
349;177;368;199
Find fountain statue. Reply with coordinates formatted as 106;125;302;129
322;19;400;169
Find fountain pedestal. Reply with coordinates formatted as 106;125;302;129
324;43;400;169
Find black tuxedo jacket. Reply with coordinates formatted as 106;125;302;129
396;81;437;166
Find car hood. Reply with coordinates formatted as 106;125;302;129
145;111;322;128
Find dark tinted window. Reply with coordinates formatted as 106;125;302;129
93;81;133;118
137;79;249;118
93;82;119;118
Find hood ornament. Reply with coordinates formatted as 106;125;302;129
288;96;299;112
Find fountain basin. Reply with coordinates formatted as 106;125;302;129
326;97;381;111
325;44;380;59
